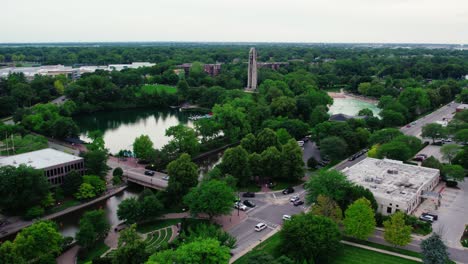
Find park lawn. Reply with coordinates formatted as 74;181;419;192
233;233;281;264
343;237;421;258
77;241;109;264
332;244;419;264
140;84;177;95
136;218;207;234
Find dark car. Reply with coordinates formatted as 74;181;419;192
243;200;256;207
348;155;356;161
432;141;443;146
144;170;155;176
282;187;295;195
293;200;304;206
242;192;255;198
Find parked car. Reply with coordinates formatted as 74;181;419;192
419;215;434;223
348;155;357;161
442;138;453;143
290;195;300;202
255;223;267;232
282;215;292;221
282;187;295;195
432;141;443;146
243;200;256;208
162;175;170;181
302;137;309;142
413;154;428;161
144;170;155;176
293;200;304;206
234;202;247;211
422;213;438;221
242;192;255;198
297;141;304;147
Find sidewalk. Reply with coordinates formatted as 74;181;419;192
341;240;423;262
229;226;281;264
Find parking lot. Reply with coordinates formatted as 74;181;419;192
414;144;445;163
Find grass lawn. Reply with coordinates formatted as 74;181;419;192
234;233;419;264
77;241;109;264
139;84;177;95
136;218;207;234
48;200;81;214
332;245;419;264
343;237;421;258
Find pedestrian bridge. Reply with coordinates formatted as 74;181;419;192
123;170;168;190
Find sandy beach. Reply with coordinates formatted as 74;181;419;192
328;89;378;104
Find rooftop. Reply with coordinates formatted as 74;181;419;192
342;158;439;204
0;148;82;170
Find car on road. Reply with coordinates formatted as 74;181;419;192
441;138;453;143
234;202;248;211
413;154;428;161
293;200;304;206
162;175;170;181
282;215;292;221
282;187;295;195
144;170;155;176
290;195;300;202
419;215;434;223
243;200;256;208
255;223;267;232
242;192;255;198
297;141;304;147
422;212;438;221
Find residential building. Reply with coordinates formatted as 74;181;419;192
0;148;84;186
342;158;440;215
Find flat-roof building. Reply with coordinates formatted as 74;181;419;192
342;158;440;215
0;148;84;186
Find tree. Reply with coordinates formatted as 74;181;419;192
83;175;106;194
256;128;280;153
320;136;348;160
184;180;235;220
133;134;155;161
281;139;304;182
343;198;376;240
398;87;430;116
88;130;106;152
113;167;123;185
442;164;465;182
276;128;293;145
219;146;251;186
306;170;350;205
421;233;449;264
147;238;231;264
422;156;443;171
454;129;468;145
0;165;50;213
311;195;343;223
212;103;251;141
270;96;296;118
260;146;282;181
166;153;199;203
166;125;200;156
380;109;406;127
14;221;63;261
0;241;26;264
76;210;110;249
369;128;403;145
112;224;148;264
62;170;83;196
453;148;468;170
75;183;96;200
117;197;141;224
83;149;108;176
383;212;412;247
280;213;341;263
194;118;221;143
358;108;374;117
422;123;446;143
139;192;164;219
441;144;460;164
377;141;412;161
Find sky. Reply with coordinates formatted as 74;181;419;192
2;0;468;44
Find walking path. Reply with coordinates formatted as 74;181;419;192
56;245;79;264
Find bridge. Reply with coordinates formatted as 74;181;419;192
123;170;168;190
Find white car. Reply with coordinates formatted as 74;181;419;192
290;195;300;202
282;215;291;221
297;141;304;147
234;202;247;211
255;223;267;232
162;175;170;181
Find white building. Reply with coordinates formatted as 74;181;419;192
0;148;84;186
342;158;440;215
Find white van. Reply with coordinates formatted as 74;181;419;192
255;223;267;232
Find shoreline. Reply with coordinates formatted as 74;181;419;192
328;89;379;104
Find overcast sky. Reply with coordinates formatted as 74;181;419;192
2;0;467;44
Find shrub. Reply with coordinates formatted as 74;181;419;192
462;239;468;248
24;206;45;220
307;157;318;168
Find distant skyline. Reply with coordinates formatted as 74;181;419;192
2;0;467;44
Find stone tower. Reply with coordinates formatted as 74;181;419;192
246;47;257;90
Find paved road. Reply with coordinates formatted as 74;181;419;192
302;140;321;166
400;102;460;138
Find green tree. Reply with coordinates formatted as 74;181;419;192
0;241;26;264
133;134;155;161
139;192;164;219
320;136;348;160
343;198;376;240
241;133;257;153
256;128;280;153
147;238;230;264
305;170;350;205
383;212;412;247
281;139;304;182
280;213;341;263
83;174;106;194
76;210;110;249
184;180;235;220
398;87;430;116
377;141;412;161
358;108;374;117
62;170;83;196
113;224;148;264
212;103;251;141
442;164;465;182
422;123;446;143
14;221;63;261
310;105;330;126
276;128;293;145
311;195;343;224
260;146;282;181
194;118;221;143
166;153;199;203
454;129;468;145
453;148;468;170
176;79;189;99
88;130;106;151
380;109;406;127
117;197;141;223
75;183;96;200
421;233;449;264
270;96;297;118
113;167;123;185
441;144;460;164
369;128;403;145
219;146;251;186
166;125;200;156
422;156;443;171
83;149;108;176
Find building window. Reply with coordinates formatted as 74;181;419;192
387;207;392;214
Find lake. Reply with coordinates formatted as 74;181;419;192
328;97;380;116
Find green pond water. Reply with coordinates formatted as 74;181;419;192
328;98;380;116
